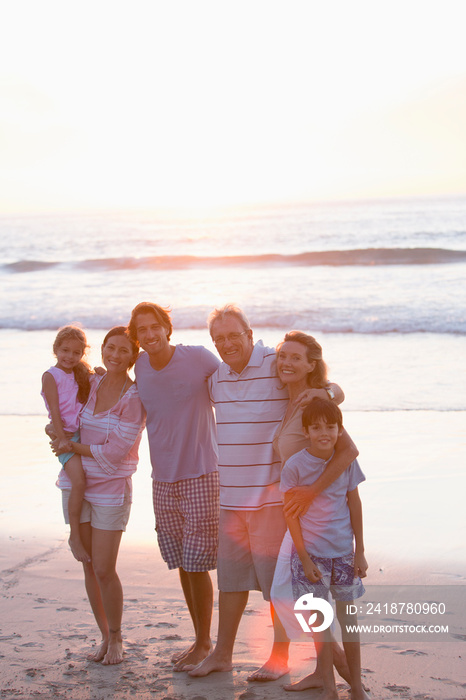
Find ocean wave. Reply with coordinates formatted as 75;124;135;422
1;309;465;334
3;248;466;273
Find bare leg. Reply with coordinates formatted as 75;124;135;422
173;569;213;670
80;524;124;664
188;590;248;676
336;601;371;700
248;603;290;681
171;568;196;663
80;523;109;662
91;528;124;665
64;455;90;563
311;629;339;700
284;635;352;691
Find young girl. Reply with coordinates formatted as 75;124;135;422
41;325;92;563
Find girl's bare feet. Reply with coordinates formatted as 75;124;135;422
68;536;91;563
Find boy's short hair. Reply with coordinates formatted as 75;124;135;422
302;397;343;430
128;302;173;343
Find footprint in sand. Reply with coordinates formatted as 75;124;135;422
396;649;428;656
56;606;77;612
154;622;177;628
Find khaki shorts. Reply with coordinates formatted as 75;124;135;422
217;505;286;601
61;488;131;532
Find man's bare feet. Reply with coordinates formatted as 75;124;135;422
87;639;108;662
284;670;324;691
102;631;124;665
188;650;233;677
68;536;91;563
248;660;290;682
173;642;212;672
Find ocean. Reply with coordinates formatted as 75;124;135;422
1;194;465;569
2;195;466;336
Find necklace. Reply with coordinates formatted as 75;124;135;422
98;374;129;439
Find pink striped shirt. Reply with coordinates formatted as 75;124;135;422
57;377;146;506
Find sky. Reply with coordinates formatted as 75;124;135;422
1;0;466;213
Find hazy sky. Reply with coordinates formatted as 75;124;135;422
1;0;465;213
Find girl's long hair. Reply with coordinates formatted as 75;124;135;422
53;325;91;403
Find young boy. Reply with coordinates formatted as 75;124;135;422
280;398;369;700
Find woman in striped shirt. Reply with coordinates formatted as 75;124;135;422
55;326;145;665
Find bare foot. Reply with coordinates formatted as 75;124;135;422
351;686;371;699
102;633;124;665
284;671;324;691
319;692;339;700
188;651;233;677
69;536;91;563
174;643;212;672
87;639;108;662
171;643;195;663
248;660;290;682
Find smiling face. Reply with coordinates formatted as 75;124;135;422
210;314;254;374
102;334;135;374
55;338;85;373
276;340;316;390
303;417;341;459
134;311;171;360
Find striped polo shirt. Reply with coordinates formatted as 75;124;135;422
209;341;288;511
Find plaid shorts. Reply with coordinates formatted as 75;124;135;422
291;546;365;602
153;471;219;572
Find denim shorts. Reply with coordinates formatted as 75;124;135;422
58;430;80;467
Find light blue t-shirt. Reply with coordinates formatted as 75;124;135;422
135;345;220;482
280;449;365;558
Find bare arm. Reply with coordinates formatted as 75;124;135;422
347;486;368;578
283;427;359;518
295;381;345;408
68;442;92;457
284;492;322;582
41;372;68;446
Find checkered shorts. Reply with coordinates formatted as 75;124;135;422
152;471;219;572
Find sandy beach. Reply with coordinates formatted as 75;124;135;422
1;535;465;700
1;409;465;700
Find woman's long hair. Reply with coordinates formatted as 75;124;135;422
277;330;328;388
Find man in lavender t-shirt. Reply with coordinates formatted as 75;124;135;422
128;302;220;671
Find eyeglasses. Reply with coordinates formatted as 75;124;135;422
213;331;248;347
